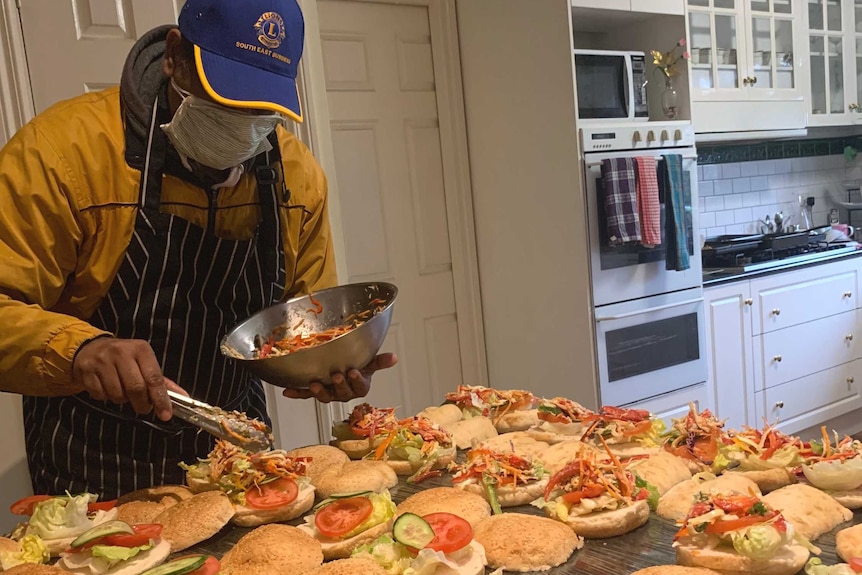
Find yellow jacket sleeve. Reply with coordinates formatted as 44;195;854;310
0;121;109;396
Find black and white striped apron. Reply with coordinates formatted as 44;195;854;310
23;101;287;499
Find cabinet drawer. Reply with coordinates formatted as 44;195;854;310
754;271;856;334
756;360;862;436
755;310;860;389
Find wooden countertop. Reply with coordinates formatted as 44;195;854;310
186;472;855;574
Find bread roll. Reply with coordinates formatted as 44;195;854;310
723;468;795;494
297;517;393;560
494;409;540;433
416;404;464;427
762;483;853;541
657;474;761;521
153;490;234;552
314;460;398;499
630;567;721;575
396;487;491;528
836;523;862;562
626;451;693;495
219;524;323;575
459;477;548;508
477;432;550;460
675;542;809;575
231;482;315;527
538;439;603;475
563;499;650;539
447;417;498;450
473;513;583;572
303;557;389;575
285;444;351;483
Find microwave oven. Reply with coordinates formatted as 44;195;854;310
573;49;648;121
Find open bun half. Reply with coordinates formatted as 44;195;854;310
631;567;721;575
447;417;498;450
675;542;809;575
460;477;548;508
836;523;862;562
494;409;540;433
297;517;393;560
724;468;796;494
1;565;69;575
626;451;693;495
762;483;853;541
382;446;456;476
476;432;550;460
58;538;172;575
656;474;761;522
416;404;464;427
232;482;315;527
561;499;650;539
303;557;389;575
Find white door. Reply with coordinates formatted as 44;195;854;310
317;0;479;419
704;282;755;429
13;0;324;450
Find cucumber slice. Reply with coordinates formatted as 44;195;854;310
393;513;434;549
70;520;134;548
138;555;208;575
313;490;374;511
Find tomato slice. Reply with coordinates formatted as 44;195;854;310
190;556;220;575
849;557;862;573
704;515;770;534
101;523;163;548
10;495;52;516
245;478;299;510
314;497;374;538
622;420;653;437
422;512;473;554
88;500;117;513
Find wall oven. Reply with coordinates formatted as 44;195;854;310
581;121;706;407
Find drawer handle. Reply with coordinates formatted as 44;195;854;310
845;291;853;298
775;401;784;408
771;308;781;316
744;298;753;306
848;377;856;384
773;355;782;363
848;334;855;342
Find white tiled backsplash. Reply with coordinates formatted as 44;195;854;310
698;154;860;239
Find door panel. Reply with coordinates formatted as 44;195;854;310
318;0;463;418
19;0;184;113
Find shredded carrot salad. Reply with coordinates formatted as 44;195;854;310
450;448;544;488
661;402;726;466
724;422;803;461
253;297;388;359
798;425;862;463
580;405;655;443
347;403;400;438
537;397;595;425
444;385;537;419
542;441;643;505
197;440;310;495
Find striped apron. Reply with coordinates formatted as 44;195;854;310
23;101;287;499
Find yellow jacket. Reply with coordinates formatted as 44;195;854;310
0;87;337;397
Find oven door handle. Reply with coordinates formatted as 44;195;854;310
595;298;703;322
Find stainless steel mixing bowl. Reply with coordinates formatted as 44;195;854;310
220;282;397;388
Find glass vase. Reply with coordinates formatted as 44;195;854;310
661;76;679;120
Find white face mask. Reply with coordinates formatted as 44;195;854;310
161;80;282;171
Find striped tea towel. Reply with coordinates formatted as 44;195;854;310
659;154;690;271
601;158;641;246
634;156;661;247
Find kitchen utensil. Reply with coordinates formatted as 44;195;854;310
758;215;774;234
774;211;784;233
168;390;274;452
220;282;397;389
799;195;815;230
761;230;809;251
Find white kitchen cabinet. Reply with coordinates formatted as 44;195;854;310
704;281;756;429
705;256;862;435
624;382;713;428
686;0;808;132
573;0;685;14
803;0;862;125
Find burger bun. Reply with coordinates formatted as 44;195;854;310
675;542;809;575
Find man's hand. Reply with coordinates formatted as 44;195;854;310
72;337;185;421
282;353;398;403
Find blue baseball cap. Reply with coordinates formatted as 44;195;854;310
178;0;305;122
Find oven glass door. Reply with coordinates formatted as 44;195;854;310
585;149;702;306
574;54;629;119
595;288;707;407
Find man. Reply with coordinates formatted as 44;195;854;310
0;0;395;498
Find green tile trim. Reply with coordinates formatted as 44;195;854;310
698;136;862;164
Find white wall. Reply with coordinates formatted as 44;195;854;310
457;0;599;408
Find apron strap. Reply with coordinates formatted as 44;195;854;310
254;132;286;297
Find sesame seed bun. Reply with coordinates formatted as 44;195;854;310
630;566;722;574
297;516;394;560
219;524;323;575
330;438;377;460
395;487;491;528
675;542;809;575
0;537;18;553
473;513;583;572
153;490;234;552
117;500;175;525
285;444;351;484
303;557;389;575
314;460;398;499
116;484;193;505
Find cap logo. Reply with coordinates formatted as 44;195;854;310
255;12;286;50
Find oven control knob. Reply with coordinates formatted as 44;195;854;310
646;130;656;143
633;131;642;143
674;129;683;141
660;129;669;142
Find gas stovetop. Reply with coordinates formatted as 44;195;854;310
702;242;859;274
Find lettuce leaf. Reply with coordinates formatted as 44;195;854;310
0;535;50;570
352;534;412;575
26;494;114;540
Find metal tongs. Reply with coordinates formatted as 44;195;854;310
167;390;274;452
